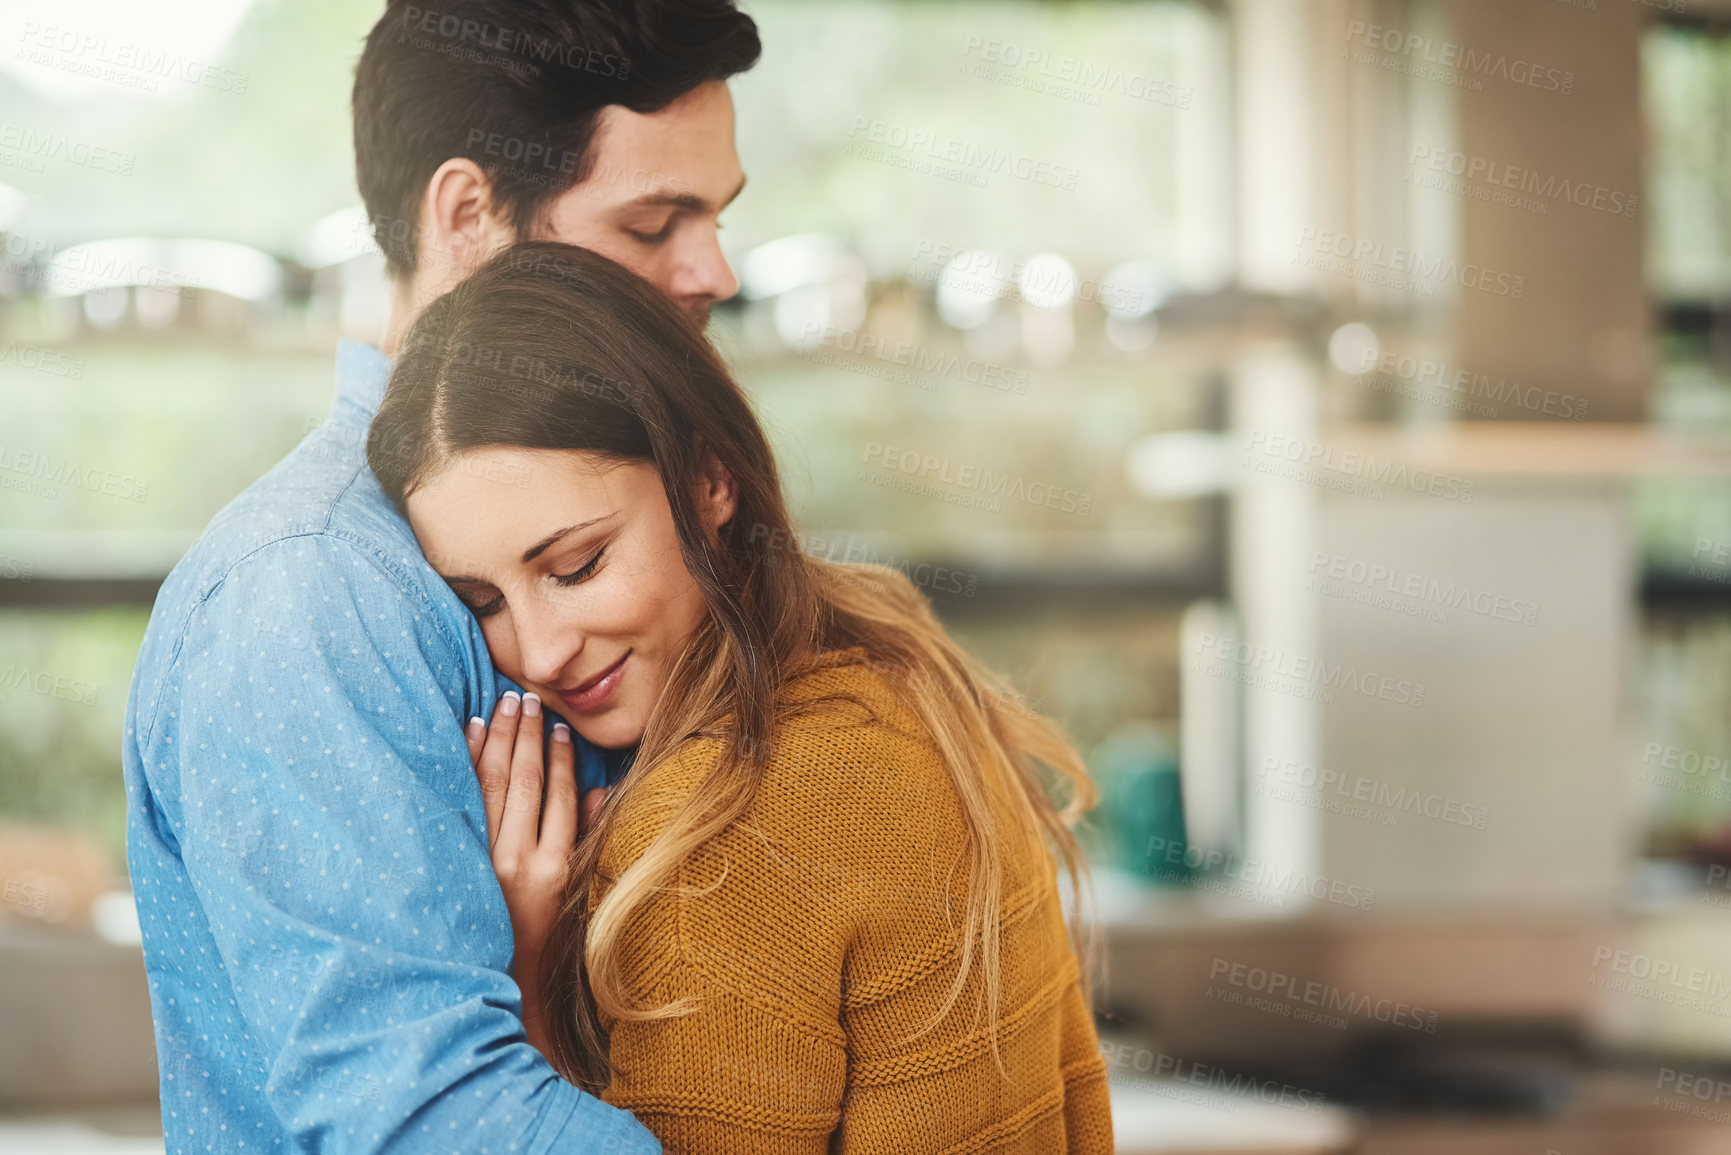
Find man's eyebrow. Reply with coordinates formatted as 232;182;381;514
618;174;747;216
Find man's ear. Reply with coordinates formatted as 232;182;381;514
694;439;738;535
417;158;517;286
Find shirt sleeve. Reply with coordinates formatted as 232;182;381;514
145;534;659;1155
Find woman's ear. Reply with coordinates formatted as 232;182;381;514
693;440;738;535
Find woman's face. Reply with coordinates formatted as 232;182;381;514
405;447;734;749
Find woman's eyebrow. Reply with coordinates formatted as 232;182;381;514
521;513;616;563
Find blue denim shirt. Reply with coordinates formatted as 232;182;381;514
122;340;656;1155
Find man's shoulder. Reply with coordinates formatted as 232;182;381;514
163;425;432;613
130;428;469;732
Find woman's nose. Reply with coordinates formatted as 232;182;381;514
512;590;584;687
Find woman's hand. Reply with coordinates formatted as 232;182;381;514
465;691;603;1056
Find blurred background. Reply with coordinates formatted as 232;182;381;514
4;0;1731;1151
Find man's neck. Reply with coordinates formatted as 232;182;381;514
380;277;421;359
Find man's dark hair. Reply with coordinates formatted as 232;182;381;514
353;0;760;280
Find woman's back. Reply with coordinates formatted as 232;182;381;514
593;646;1113;1153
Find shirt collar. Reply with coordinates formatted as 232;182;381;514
332;338;396;425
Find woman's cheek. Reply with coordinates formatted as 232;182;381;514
479;614;524;683
584;571;655;633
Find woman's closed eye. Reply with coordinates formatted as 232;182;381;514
454;583;505;618
445;550;604;618
552;547;606;586
448;549;605;617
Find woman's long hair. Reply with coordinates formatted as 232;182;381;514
368;241;1097;1092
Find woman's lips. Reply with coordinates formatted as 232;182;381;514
557;650;630;713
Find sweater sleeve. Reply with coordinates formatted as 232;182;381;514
594;737;868;1154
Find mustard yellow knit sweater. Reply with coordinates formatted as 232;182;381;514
592;647;1113;1153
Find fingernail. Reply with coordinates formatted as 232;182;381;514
499;691;520;717
551;722;571;743
522;692;541;717
466;717;484;738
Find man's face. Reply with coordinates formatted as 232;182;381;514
530;80;744;324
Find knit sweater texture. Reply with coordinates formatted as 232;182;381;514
592;646;1113;1153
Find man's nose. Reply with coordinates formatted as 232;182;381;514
676;229;738;311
